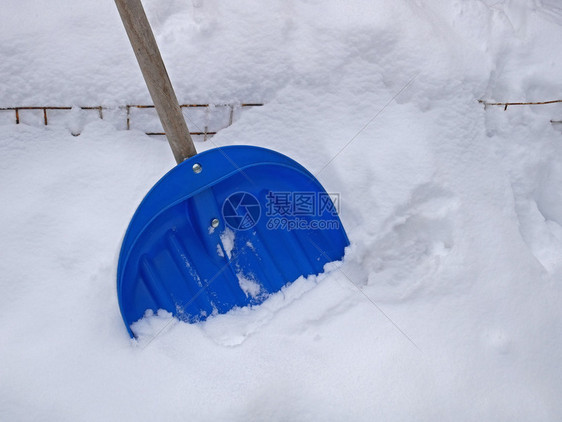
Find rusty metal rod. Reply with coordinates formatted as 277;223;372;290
146;131;216;136
479;99;562;111
0;104;262;111
1;103;263;137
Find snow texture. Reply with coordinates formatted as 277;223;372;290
1;0;562;420
218;227;235;260
236;273;262;300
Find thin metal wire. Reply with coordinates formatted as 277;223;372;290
306;237;421;351
314;75;418;178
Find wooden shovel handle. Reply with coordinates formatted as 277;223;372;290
115;0;197;163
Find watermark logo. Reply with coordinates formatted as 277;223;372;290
265;192;340;217
221;191;341;231
222;192;261;230
265;191;341;231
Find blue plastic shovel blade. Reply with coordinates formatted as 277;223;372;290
117;146;349;337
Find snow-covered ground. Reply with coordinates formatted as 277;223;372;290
2;0;562;420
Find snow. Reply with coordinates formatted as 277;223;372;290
1;0;562;420
236;274;261;298
218;227;235;259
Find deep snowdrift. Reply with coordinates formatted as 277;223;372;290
1;0;562;420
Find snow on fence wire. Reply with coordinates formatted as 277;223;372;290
0;103;264;139
478;99;562;124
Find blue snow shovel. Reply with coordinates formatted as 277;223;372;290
115;0;349;337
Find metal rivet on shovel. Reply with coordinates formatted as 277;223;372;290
115;0;349;338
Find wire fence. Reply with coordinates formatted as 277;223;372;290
0;103;263;139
